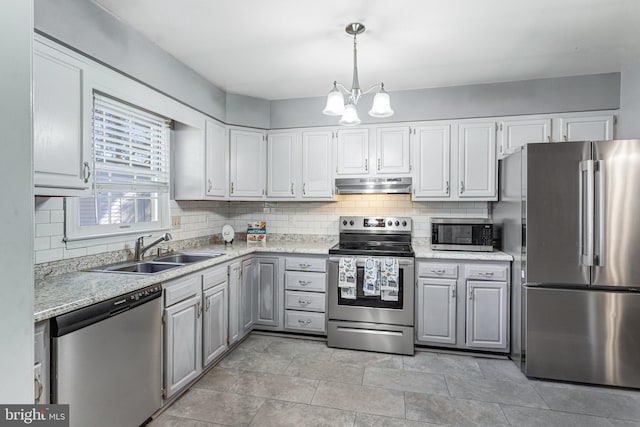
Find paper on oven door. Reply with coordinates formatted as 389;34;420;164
338;257;356;289
363;258;380;296
340;287;357;299
381;289;399;301
380;258;399;290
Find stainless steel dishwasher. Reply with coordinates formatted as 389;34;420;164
51;284;163;427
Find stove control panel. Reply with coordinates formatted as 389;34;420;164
339;216;412;233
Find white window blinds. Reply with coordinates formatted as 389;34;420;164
93;94;170;192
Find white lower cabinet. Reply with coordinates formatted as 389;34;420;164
228;259;257;346
163;264;228;399
163;289;202;399
284;256;327;334
416;278;456;344
34;321;49;404
466;280;508;349
202;268;228;366
254;257;280;329
416;259;510;352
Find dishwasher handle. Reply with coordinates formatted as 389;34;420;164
51;284;162;337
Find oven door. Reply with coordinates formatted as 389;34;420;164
328;257;414;326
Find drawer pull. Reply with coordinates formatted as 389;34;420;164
431;269;446;275
298;299;312;306
298;280;311;286
478;271;495;276
298;319;312;326
299;263;312;268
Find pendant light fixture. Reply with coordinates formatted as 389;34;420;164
322;23;394;126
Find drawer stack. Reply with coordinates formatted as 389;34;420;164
284;257;327;334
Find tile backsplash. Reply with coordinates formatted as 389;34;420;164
34;194;488;264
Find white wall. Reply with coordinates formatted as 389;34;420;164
617;63;640;139
270;73;621;129
34;0;227;122
0;0;34;403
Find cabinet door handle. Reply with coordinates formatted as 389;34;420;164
377;158;381;171
231;182;235;194
563;134;568;142
206;299;211;311
83;161;91;183
451;288;456;299
445;181;450;195
303;183;306;195
34;374;43;404
207;179;213;192
291;182;294;195
197;301;201;318
460;181;465;193
365;158;368;172
469;289;473;300
262;189;265;196
547;135;552;142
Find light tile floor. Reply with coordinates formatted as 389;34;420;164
150;333;640;426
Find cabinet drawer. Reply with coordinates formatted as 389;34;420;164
285;310;326;333
285;291;326;312
418;263;458;279
465;264;508;281
285;257;326;272
285;271;326;292
164;274;202;307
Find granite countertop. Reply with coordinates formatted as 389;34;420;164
413;243;513;262
34;240;336;323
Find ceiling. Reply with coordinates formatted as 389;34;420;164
94;0;640;100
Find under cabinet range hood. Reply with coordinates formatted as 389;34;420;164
335;177;412;194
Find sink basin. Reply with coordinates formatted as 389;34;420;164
154;252;222;264
91;261;182;274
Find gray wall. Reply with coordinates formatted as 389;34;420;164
226;93;270;129
35;0;227;122
270;73;621;129
617;63;640;139
0;0;34;402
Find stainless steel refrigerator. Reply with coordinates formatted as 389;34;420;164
494;140;640;389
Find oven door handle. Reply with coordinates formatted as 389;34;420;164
329;257;414;267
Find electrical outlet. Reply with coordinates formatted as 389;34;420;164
171;216;181;229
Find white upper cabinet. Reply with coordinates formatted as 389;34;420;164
229;129;266;198
267;132;297;199
556;115;614;142
413;125;451;198
33;41;92;196
376;126;411;174
302;131;334;199
205;120;228;197
336;129;369;175
498;118;551;158
458;122;497;199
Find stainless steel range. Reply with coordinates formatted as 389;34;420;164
328;216;415;355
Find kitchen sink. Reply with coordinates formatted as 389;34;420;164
90;261;182;274
89;252;222;274
153;252;222;264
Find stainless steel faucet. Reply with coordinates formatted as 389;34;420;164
134;232;172;261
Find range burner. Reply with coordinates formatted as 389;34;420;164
329;216;414;258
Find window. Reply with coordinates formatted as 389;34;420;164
65;94;171;240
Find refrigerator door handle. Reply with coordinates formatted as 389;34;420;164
579;160;595;266
595;160;605;266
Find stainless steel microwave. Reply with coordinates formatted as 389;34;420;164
431;218;494;252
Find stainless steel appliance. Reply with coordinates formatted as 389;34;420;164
431;218;494;251
335;177;412;194
51;284;162;427
494;140;640;388
328;216;415;355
